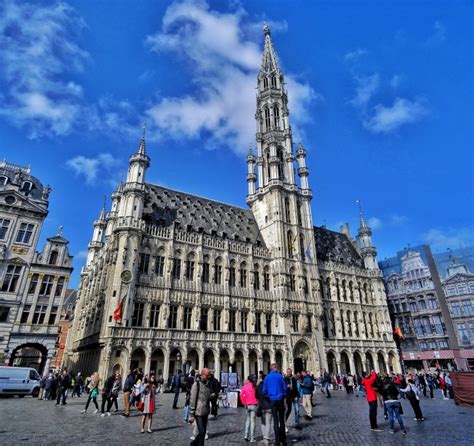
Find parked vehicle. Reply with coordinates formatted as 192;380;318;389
0;366;41;397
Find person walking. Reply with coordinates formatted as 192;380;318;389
361;370;382;432
189;368;212;446
347;374;354;394
38;375;46;400
75;373;84;397
300;371;314;420
426;375;434;399
445;373;454;399
208;371;221;419
240;376;258;443
256;373;273;445
140;375;157;434
122;369;135;417
184;370;196;423
285;369;301;431
322;370;331;398
172;369;182;409
383;377;407;434
263;363;287;446
44;373;54;400
81;372;100;414
55;370;70;406
400;379;424;421
106;372;122;414
101;373;115;416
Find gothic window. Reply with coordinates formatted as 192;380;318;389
346;311;352;337
28;273;39;294
20;305;31;323
292;314;299;332
32;304;47;324
265;313;272;334
451;301;461;316
185;259;195;280
183;307;192;329
322;312;329;338
342;280;347;301
240;311;248;332
285;198;291;223
253;264;260;290
2;265;21;293
368;313;374;337
318;279;324;299
336;279;341;300
15;222;35;244
131;302;145;327
414;318;424;336
200;307;209;330
172;258;181;279
48;306;58;325
213;309;221;331
271;75;277;88
462;300;474;316
168;305;178;329
263;77;268;89
307;314;312;332
202;258;210;283
349;281;354;302
363;283;368;303
419;299;427;310
354;311;359;337
273;104;280;129
39;275;54;296
299;234;305;260
150;304;160;328
263;267;270;291
330;310;336;337
55;277;65;297
229;310;236;332
48;250;59;265
289;269;296;292
277;148;284;179
326;277;331;299
287;231;294;259
138;253;150;274
154;255;165;276
297;202;302;225
0;218;10;240
303;275;309;294
422;316;432;335
340;311;346;337
214;258;222;284
229;262;236;287
264;107;271;131
255;312;262;333
428;296;437;309
239;262;247;288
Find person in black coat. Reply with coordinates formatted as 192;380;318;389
55;370;70;405
171;370;182;409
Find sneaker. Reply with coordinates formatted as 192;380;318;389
285;426;289;433
101;413;105;417
371;428;383;432
190;436;195;441
205;433;209;440
389;429;394;434
93;409;98;414
81;409;86;414
402;430;408;435
114;409;119;413
244;438;249;442
413;418;418;421
107;412;111;417
420;418;425;421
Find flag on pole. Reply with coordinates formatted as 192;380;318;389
394;325;405;341
113;297;125;321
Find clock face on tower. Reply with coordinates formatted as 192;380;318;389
121;270;132;284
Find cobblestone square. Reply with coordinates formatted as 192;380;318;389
0;390;472;446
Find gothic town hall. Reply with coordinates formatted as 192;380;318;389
68;26;400;383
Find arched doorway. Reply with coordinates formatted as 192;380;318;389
365;351;375;372
234;350;244;383
293;341;312;373
388;351;397;373
327;351;337;374
150;348;165;377
275;351;283;371
377;351;387;374
130;348;146;372
249;350;258;376
340;351;350;375
204;350;215;370
220;350;230;374
262;350;271;374
9;343;48;374
353;351;363;376
186;349;199;373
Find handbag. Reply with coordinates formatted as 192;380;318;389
90;388;98;398
256;402;262;418
137;401;144;412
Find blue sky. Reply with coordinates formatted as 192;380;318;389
1;0;473;288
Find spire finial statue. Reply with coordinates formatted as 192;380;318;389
263;22;270;36
58;225;63;236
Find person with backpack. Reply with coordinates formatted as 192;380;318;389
81;372;101;414
184;370;196;423
383;377;407;434
55;370;70;406
189;368;212;445
106;372;122;414
400;378;424;421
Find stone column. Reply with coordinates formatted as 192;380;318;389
163;351;170;387
349;353;356;375
244;351;250;378
257;354;263;374
199;350;205;372
144;350;151;374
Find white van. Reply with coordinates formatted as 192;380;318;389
0;366;41;397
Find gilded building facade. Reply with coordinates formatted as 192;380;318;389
68;26;399;383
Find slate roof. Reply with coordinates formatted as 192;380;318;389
313;226;363;267
0;166;45;200
143;184;265;246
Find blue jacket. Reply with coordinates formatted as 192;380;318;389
263;371;287;401
301;375;313;395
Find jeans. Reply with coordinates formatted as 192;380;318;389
292;398;301;425
44;389;51;400
368;400;378;429
173;389;180;408
56;388;67;405
184;404;190;422
270;399;286;446
211;397;218;416
261;409;273;440
85;394;99;411
244;405;257;441
322;382;331;397
190;415;208;446
385;401;405;431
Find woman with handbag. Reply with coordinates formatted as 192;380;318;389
140;375;157;433
400;379;424;421
81;372;101;414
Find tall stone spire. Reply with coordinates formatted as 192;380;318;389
356;199;367;229
260;23;281;75
356;200;378;270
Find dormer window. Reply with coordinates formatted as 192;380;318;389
21;181;33;192
48;250;59;265
0;176;8;186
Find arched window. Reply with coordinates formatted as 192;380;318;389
48;250;59;265
265;149;271;181
263;77;268;89
336;278;341;300
277;147;284;180
296;201;302;225
299;234;305;260
273;105;280;129
264;107;271;131
0;176;8;186
285;198;291;223
287;231;294;259
271;76;277;88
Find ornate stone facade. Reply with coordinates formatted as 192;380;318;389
68;26;399;383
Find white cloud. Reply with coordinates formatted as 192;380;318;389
0;0;88;138
368;217;382;229
389;74;402;89
66;153;120;185
425;21;446;46
344;48;367;62
144;0;318;154
389;214;408;226
350;73;379;109
75;250;88;260
422;227;474;251
363;97;428;134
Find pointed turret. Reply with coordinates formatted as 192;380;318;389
356;201;378;270
126;126;150;185
246;146;257;196
86;204;107;266
260;23;282;76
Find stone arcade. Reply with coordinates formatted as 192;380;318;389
67;26;400;383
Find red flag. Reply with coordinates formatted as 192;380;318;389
113;298;124;321
394;325;405;341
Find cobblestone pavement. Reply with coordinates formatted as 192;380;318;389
0;390;472;445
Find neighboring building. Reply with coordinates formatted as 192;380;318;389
68;25;399;383
380;245;472;371
0;160;73;374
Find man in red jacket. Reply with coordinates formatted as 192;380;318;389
362;370;382;432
